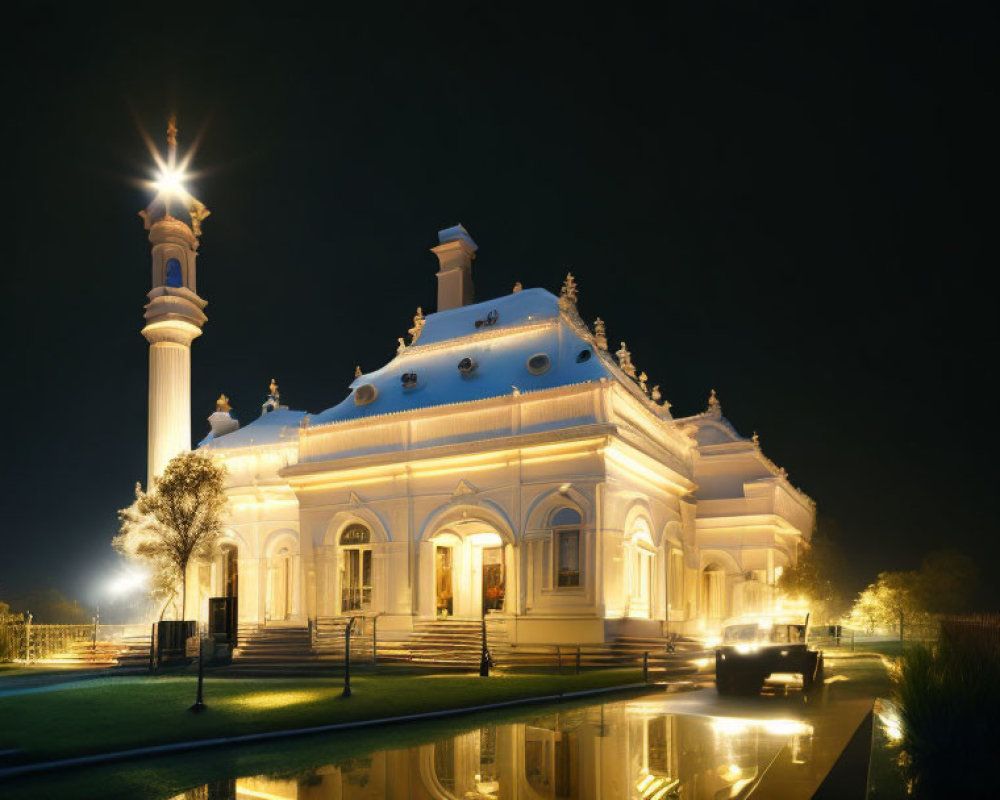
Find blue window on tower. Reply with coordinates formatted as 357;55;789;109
165;258;183;287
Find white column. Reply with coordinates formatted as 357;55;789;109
147;339;193;485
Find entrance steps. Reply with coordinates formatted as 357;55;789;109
381;619;509;668
229;624;330;676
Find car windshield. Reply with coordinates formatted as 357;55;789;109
769;625;806;644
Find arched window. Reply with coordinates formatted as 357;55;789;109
339;524;371;546
627;521;655;610
551;507;582;588
164;258;183;287
340;525;372;611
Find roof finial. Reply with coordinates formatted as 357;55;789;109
408;307;426;344
752;431;760;446
616;342;636;378
512;281;522;293
638;371;649;395
397;337;407;354
216;393;232;413
593;318;608;350
354;365;362;378
651;385;661;403
707;388;721;416
166;115;178;149
262;379;281;416
559;272;579;310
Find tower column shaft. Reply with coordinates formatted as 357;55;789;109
147;340;193;486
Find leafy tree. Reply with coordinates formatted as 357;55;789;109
115;451;228;620
850;570;928;640
778;518;850;623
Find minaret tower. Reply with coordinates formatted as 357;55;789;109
139;118;210;487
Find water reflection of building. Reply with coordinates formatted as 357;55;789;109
167;223;815;640
174;701;813;800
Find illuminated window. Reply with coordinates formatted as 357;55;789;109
551;508;582;587
340;525;372;611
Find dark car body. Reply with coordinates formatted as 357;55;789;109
715;620;824;695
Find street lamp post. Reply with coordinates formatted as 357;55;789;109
480;579;491;677
189;635;207;712
342;616;355;698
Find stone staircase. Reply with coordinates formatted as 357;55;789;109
229;624;331;676
113;633;154;669
369;618;508;668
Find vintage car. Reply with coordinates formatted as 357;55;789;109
715;616;824;695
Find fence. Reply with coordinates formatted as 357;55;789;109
0;613;137;662
941;614;1000;652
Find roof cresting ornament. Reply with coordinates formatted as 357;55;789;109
616;342;636;378
593;317;608;351
408;307;426;345
216;394;232;413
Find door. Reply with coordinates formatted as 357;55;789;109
482;547;505;612
436;546;454;617
341;548;372;612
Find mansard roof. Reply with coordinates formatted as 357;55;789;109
200;407;307;450
310;288;650;426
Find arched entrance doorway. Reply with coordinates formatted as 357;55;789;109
428;522;508;620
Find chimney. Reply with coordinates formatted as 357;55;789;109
432;225;477;311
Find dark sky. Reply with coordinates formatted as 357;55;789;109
2;4;997;608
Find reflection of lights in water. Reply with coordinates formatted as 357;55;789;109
725;763;742;780
635;771;680;799
711;717;814;738
875;698;904;742
235;789;296;800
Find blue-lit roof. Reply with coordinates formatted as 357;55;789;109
311;288;614;426
200;407;307;449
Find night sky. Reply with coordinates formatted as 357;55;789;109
2;4;997;608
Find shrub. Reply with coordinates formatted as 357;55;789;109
894;621;1000;796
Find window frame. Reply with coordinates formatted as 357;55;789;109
550;508;583;590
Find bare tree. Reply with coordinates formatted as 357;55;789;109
115;451;228;619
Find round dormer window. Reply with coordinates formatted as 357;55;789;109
354;384;378;406
458;357;477;375
576;348;592;363
527;353;551;375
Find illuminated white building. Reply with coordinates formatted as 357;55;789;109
173;224;814;642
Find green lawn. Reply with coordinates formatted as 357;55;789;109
0;668;642;766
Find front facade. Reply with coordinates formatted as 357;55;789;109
175;226;814;643
134;134;814;643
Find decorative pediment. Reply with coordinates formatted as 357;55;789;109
348;491;363;507
452;479;478;498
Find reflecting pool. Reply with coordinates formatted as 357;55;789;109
171;694;816;800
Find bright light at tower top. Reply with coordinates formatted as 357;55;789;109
139;115;210;237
